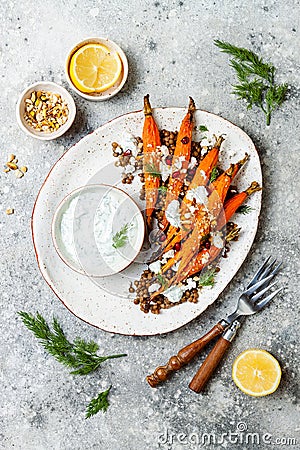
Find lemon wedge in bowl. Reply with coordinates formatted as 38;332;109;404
232;348;281;397
69;43;122;93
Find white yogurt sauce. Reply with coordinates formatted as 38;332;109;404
59;189;138;274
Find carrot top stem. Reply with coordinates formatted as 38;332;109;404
144;94;152;116
245;181;262;196
213;134;225;149
237;152;250;168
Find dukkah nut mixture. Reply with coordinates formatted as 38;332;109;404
24;91;69;133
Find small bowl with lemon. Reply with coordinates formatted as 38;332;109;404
65;37;128;101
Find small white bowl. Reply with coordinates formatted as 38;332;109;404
52;184;145;277
16;81;76;140
65;37;128;101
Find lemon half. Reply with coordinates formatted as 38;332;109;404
69;43;122;93
232;348;281;397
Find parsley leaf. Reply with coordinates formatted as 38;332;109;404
199;125;209;133
210;166;220;183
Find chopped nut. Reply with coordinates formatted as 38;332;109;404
24;90;69;133
20;166;28;173
8;154;15;162
5;208;14;215
6;162;18;170
15;169;24;178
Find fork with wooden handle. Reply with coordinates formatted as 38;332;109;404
146;257;282;389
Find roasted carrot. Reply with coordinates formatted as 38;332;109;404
178;181;262;279
154;178;257;299
159;136;224;254
149;181;261;301
159;97;195;230
172;155;250;283
142;95;161;228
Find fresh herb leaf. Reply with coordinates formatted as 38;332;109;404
237;205;254;215
86;386;111;418
144;162;161;178
18;311;126;375
214;40;288;125
158;185;167;193
156;273;168;288
198;268;217;287
210;166;220;183
112;223;130;249
199;125;209;133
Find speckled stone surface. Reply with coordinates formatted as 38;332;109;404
0;1;299;449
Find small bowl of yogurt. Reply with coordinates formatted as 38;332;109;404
52;184;145;277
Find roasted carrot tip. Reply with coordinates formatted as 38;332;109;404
246;181;262;195
188;97;196;114
144;94;152;116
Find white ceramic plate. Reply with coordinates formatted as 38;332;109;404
32;108;262;336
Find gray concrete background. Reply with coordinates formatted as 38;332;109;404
0;1;299;449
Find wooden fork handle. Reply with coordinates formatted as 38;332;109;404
146;322;226;387
189;337;231;393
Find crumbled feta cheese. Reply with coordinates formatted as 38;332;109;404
163;285;184;303
160;159;172;182
201;252;210;264
186;186;208;205
188;157;198;169
161;249;175;264
160;145;169;156
148;260;161;274
148;282;161;293
124;164;135;174
185;278;197;290
120;132;139;156
165;200;181;228
163;278;197;303
211;231;224;249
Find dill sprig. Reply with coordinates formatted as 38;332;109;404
214;40;288;125
144;162;161;178
112;223;130;249
86;386;111;419
156;273;168;288
237;205;254;215
18;311;126;376
198;268;217;287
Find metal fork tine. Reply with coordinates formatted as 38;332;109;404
270;262;282;277
256;287;283;310
247;256;271;288
259;258;277;280
250;281;277;302
244;273;274;296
